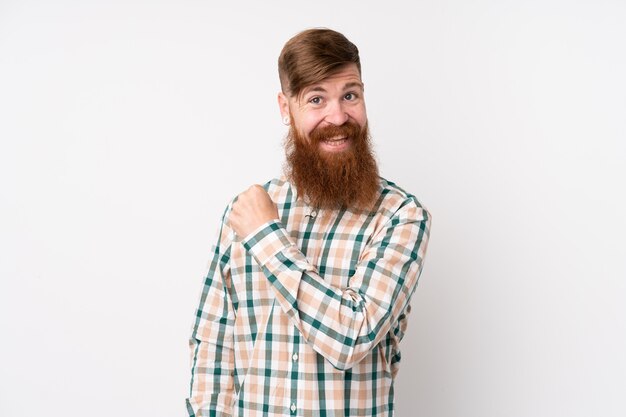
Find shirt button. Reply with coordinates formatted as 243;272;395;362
292;353;299;361
290;403;297;413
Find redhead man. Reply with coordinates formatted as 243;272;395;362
187;28;431;417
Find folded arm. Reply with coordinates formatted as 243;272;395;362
241;199;431;370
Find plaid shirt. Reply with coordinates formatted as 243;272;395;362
187;176;431;417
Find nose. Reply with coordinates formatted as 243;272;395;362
324;100;349;126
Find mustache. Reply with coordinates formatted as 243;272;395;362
308;121;363;144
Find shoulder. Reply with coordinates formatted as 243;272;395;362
377;177;431;223
260;176;296;204
260;177;289;192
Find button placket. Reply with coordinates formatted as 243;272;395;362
288;330;300;416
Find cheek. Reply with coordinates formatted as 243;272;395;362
298;114;324;136
349;104;367;126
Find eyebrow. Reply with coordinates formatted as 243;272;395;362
343;81;364;91
303;81;364;95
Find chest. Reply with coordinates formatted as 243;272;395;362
229;207;381;308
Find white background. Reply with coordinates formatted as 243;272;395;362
1;1;625;416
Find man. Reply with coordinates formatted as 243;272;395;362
187;28;431;417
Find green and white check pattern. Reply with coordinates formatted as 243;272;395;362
187;177;431;416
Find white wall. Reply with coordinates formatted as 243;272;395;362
1;1;624;416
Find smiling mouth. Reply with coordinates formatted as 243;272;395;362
322;136;349;146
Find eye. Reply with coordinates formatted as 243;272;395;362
344;92;357;101
309;96;322;105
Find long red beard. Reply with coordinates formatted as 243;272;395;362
284;120;380;211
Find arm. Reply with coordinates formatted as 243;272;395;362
241;199;431;370
187;209;236;417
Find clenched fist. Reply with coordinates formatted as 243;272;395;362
230;185;280;238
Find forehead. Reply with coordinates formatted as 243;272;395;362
299;64;363;96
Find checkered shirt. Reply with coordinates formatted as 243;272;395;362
187;176;431;416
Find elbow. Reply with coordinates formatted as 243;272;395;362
325;339;373;371
330;358;357;371
328;350;371;371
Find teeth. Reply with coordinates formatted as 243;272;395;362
325;136;347;143
324;139;347;146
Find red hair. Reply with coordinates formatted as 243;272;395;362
278;28;361;98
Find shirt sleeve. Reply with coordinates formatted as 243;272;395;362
241;199;431;371
187;209;236;417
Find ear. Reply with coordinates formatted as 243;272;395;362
277;92;290;121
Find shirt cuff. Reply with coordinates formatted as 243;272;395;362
242;219;296;266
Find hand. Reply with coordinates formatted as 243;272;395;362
230;185;279;238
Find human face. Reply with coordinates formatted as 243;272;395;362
278;64;367;154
